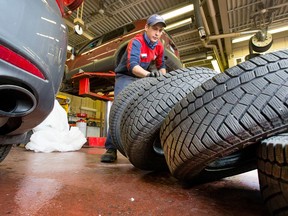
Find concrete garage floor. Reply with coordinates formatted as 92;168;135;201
0;146;268;216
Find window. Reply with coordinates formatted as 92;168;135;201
79;37;101;54
101;27;124;44
125;23;135;33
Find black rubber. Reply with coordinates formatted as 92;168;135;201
109;77;154;156
0;144;12;163
188;144;258;184
250;36;273;53
257;133;288;216
121;67;218;170
160;50;288;181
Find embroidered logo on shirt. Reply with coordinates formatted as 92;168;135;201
141;53;147;58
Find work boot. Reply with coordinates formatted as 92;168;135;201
101;149;117;163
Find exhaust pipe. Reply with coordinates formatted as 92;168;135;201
0;85;36;117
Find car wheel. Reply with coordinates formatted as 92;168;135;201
257;133;288;216
160;49;288;181
109;77;154;156
190;144;258;183
0;144;12;163
121;67;218;170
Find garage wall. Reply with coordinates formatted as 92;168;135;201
58;92;102;117
58;92;107;127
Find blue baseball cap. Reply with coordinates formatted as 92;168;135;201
147;14;166;27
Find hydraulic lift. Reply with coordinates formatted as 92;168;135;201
71;71;115;101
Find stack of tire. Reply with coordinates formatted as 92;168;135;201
109;50;288;216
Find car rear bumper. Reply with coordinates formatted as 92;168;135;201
0;59;55;136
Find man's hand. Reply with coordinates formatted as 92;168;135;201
146;70;163;77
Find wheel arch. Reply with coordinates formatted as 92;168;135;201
114;42;128;68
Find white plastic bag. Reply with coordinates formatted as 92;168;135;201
25;100;86;153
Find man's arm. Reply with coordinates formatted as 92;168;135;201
127;39;150;77
132;65;150;77
159;68;166;75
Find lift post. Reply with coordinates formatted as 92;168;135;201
71;71;115;101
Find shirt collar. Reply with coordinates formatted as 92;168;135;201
143;33;158;49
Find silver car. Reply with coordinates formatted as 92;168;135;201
0;0;68;162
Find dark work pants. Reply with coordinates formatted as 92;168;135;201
105;73;139;150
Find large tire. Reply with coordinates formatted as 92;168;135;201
160;50;288;181
109;77;154;156
0;144;12;163
121;67;218;170
257;133;288;216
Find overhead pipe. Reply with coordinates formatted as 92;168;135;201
191;0;266;70
191;0;207;40
206;0;227;67
198;1;224;71
190;0;224;71
207;30;259;41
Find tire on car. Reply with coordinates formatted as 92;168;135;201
120;67;218;170
109;77;154;156
160;49;288;181
257;133;288;216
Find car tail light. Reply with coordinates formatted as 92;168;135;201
0;45;46;80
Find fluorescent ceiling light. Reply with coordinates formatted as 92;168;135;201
207;55;213;60
161;4;194;21
211;60;221;72
165;18;191;30
232;26;288;43
269;26;288;34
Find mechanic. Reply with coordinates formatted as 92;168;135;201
101;14;167;163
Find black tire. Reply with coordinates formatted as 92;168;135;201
189;144;258;184
160;49;288;181
0;144;12;163
257;133;288;216
121;67;218;170
245;53;261;61
109;77;154;156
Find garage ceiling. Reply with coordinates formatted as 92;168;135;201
64;0;288;71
